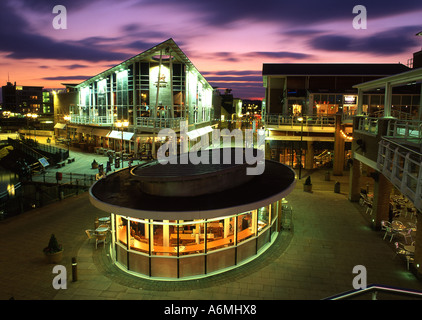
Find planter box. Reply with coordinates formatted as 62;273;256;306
303;184;312;192
44;250;63;264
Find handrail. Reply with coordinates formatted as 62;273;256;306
382;137;422;157
324;284;422;300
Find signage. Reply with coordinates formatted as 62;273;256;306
343;95;357;105
38;157;49;167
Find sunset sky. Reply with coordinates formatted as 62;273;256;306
1;0;422;100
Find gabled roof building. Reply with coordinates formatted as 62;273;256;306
58;39;214;158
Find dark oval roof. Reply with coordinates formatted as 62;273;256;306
89;155;296;220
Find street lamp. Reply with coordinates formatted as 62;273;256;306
297;117;304;180
115;120;129;168
64;115;71;154
28;113;38;141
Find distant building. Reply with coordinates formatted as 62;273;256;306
1;82;43;114
262;63;416;175
242;99;262;117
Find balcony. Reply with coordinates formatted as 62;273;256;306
265;114;336;133
377;138;422;211
136;117;185;130
353;116;422;211
70;115;113;126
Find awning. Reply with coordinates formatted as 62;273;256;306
92;128;111;137
76;127;93;134
186;126;213;139
107;130;134;141
54;123;66;129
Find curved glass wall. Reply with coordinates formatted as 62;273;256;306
109;200;282;280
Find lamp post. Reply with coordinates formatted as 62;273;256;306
115;120;129;168
297;117;304;180
64;115;71;154
29;113;38;142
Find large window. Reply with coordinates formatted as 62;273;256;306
206;217;235;252
237;211;256;244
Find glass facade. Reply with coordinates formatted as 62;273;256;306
109;201;281;279
73;61;213;127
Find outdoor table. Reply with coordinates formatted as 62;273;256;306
392;220;406;231
95;226;109;233
404;245;415;254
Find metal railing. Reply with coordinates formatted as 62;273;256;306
31;171;97;186
136;117;185;129
265;114;335;128
324;284;422;300
69;113;186;130
386;120;422;141
377;138;422;211
70;115;113;126
356;117;378;135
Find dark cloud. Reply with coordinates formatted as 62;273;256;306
139;0;422;26
202;70;261;76
309;26;421;55
205;75;262;82
65;64;89;70
245;52;311;60
42;76;90;81
200;51;311;63
12;0;108;12
126;40;159;51
0;1;129;62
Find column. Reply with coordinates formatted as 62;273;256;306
372;173;392;230
283;77;288;115
305;141;314;169
333;113;345;176
383;82;393;118
163;220;169;254
267;76;271;115
132;62;137;127
348;159;361;202
151;132;156;159
419;83;422;121
357;89;364;116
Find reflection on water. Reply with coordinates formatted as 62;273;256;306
0;166;19;192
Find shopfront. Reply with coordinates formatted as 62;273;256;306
89;148;296;280
111;202;280;279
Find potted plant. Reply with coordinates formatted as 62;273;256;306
303;176;312;192
43;234;63;264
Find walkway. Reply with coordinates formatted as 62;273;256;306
1;167;422;300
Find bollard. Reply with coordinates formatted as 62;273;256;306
334;181;340;193
72;257;77;282
325;171;330;181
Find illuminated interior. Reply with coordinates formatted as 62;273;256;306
110;202;280;279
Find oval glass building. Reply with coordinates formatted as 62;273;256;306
89;148;296;280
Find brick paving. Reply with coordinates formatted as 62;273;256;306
1;148;422;300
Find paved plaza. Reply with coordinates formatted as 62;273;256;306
1;145;422;301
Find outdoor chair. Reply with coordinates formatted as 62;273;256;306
85;229;95;243
406;255;415;270
380;220;391;231
394;242;407;258
365;201;373;215
359;193;367;206
95;231;107;249
383;226;396;242
397;228;413;244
